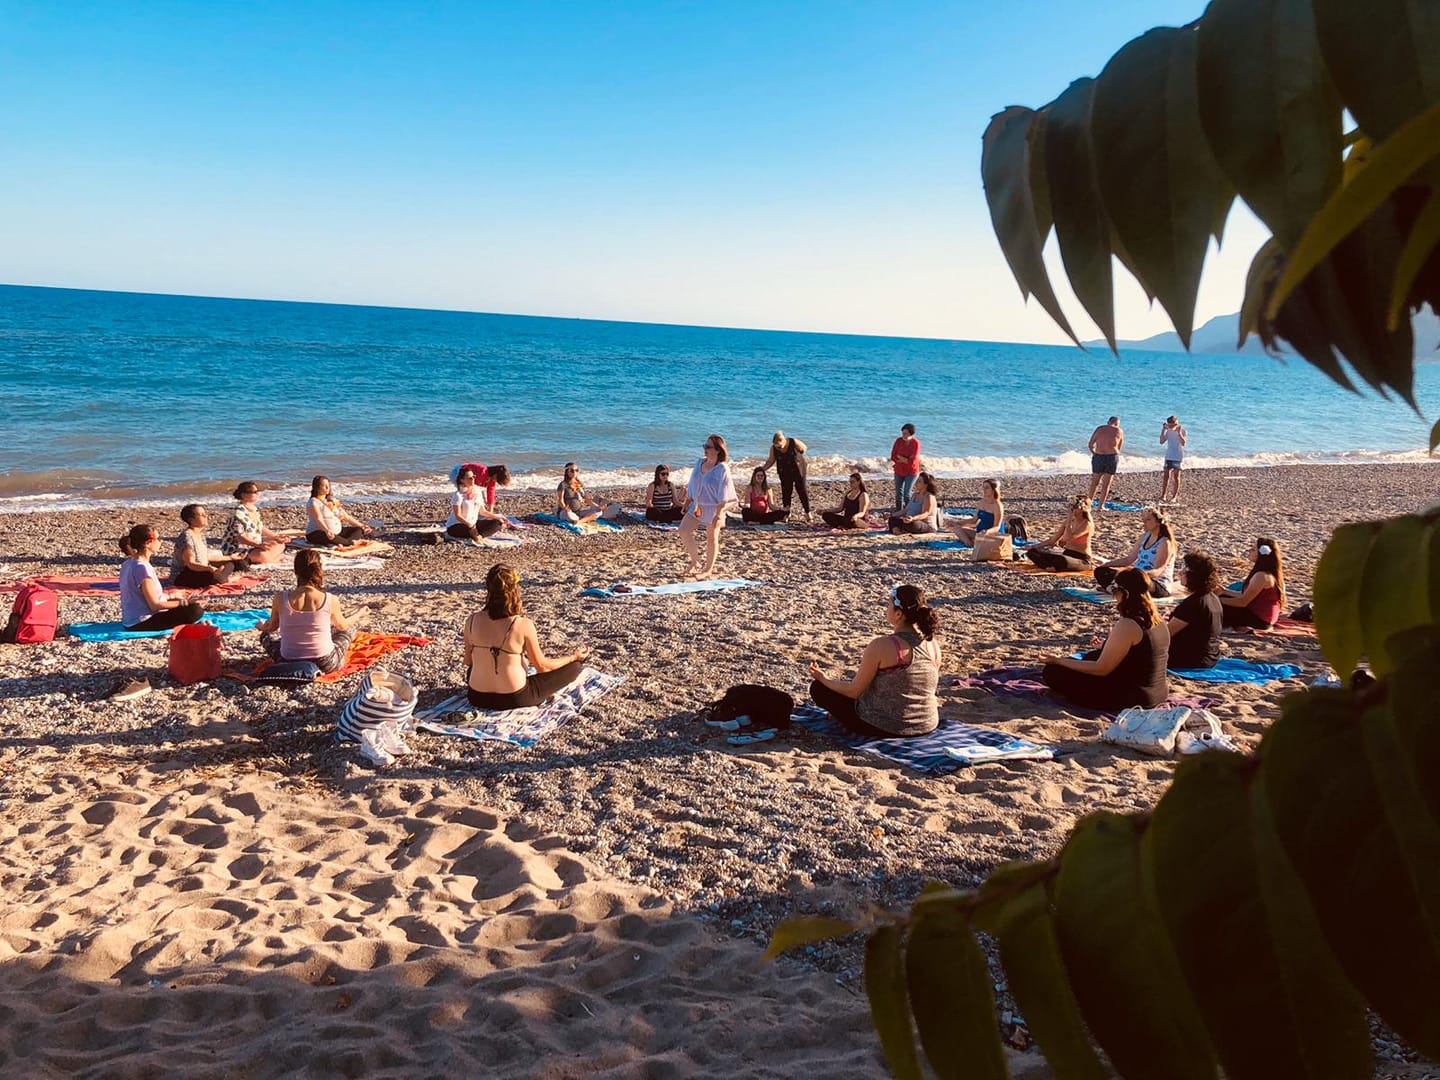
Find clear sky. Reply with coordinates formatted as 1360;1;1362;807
0;0;1265;342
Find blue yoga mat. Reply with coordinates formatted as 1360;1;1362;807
922;539;971;551
1169;657;1303;684
580;578;763;599
533;512;623;535
66;608;270;642
789;704;1054;774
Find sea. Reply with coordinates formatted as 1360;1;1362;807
1;283;1436;512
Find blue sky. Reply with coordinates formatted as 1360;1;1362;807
0;1;1263;341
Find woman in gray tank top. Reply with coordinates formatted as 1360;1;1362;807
808;583;941;737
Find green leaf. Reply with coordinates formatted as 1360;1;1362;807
989;881;1108;1080
1265;99;1440;321
905;906;1009;1080
1262;689;1440;1056
1388;630;1440;827
1145;753;1371;1078
1259;266;1360;392
982;106;1082;348
970;859;1056;935
1311;0;1440;143
1195;0;1343;249
1029;108;1054;243
1432;417;1440;453
1356;515;1435;676
865;924;923;1080
1388;186;1440;328
1052;813;1217;1079
1238;239;1284;348
764;915;857;961
1312;521;1382;675
1091;26;1233;349
1044;78;1117;352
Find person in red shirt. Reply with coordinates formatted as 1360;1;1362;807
890;424;922;510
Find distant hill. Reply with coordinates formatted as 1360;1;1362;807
1089;307;1440;357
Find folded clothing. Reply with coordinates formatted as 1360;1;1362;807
66;608;270;642
416;669;623;747
788;703;1054;774
580;578;764;599
1168;657;1303;684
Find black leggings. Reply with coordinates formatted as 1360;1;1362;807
778;470;810;514
125;602;205;632
821;510;861;529
447;519;503;541
645;506;685;523
1027;547;1090;571
306;526;365;547
1041;661;1157;712
1094;565;1171;597
467;658;586;710
741;507;788;524
172;563;236;588
809;680;893;738
888;515;936;535
1221;604;1272;629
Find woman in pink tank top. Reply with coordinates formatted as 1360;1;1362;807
255;549;366;672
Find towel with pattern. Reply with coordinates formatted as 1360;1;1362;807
532;512;623;535
241;632;431;683
1168;657;1303;684
2;574;264;597
415;669;623;747
580;578;764;599
787;704;1055;774
66;608;270;642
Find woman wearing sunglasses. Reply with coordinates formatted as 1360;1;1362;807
680;434;738;579
644;465;685;523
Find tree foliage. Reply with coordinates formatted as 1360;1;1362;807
769;3;1440;1074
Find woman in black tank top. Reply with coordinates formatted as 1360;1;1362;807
821;473;871;529
764;431;811;519
1040;568;1170;710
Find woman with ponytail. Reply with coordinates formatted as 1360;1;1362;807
1041;567;1170;710
1220;537;1286;629
117;524;205;631
808;583;941;737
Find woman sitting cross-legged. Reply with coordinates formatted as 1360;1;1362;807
1041;567;1170;711
446;465;506;542
1166;549;1223;669
740;468;789;524
808;583;941;738
222;482;299;565
1092;506;1176;597
556;462;621;524
463;564;589;710
1220;537;1286;630
949;478;1005;547
1026;495;1094;571
887;472;941;534
644;465;685;523
254;548;365;673
306;475;371;547
820;472;871;529
172;504;249;588
118;524;205;631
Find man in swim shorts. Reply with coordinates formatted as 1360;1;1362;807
1159;415;1187;504
1087;416;1123;508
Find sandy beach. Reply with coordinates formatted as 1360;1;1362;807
2;461;1438;1077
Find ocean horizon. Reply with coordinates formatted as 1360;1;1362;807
2;283;1436;512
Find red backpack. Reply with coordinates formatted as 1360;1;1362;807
3;584;59;644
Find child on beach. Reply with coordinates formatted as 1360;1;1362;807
740;468;788;524
118;524;205;631
306;476;371;547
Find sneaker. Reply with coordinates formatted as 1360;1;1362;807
358;728;395;767
111;677;152;703
377;724;411;757
727;728;779;745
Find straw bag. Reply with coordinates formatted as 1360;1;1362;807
973;533;1014;562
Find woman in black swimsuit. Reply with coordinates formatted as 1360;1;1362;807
763;431;810;521
820;473;871;529
463;564;589;709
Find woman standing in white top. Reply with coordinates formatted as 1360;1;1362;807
446;467;506;541
680;433;738;579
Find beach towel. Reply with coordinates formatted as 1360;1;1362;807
415;668;623;747
532;512;623;535
787;704;1055;774
1168;657;1303;684
1238;616;1317;639
955;666;1214;720
241;631;431;684
1060;585;1182;607
921;539;971;551
288;538;393;557
65;608;270;642
1002;561;1092;578
1101;501;1144;512
443;532;524;549
1;574;264;597
251;556;388;572
580;578;764;599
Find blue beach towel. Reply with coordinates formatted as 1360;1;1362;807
66;608;270;642
922;539;972;551
580;578;763;599
788;704;1055;774
1101;501;1144;512
533;512;623;535
1169;657;1303;684
1061;585;1182;607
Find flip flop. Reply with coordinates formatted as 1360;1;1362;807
727;728;779;745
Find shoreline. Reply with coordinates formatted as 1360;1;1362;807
2;460;1438;1074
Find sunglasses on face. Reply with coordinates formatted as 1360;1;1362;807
704;443;717;450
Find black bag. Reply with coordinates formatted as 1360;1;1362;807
1005;514;1028;541
707;684;794;730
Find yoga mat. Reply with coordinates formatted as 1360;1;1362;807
415;669;623;747
1002;561;1092;578
532;513;623;535
788;704;1055;774
1060;585;1182;607
580;578;763;599
1168;657;1303;685
66;608;269;642
242;632;431;684
288;538;394;557
1;574;263;597
955;666;1214;720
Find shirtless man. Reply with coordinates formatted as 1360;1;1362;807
1087;416;1124;508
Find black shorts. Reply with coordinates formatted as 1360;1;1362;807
1164;459;1182;471
1091;453;1118;475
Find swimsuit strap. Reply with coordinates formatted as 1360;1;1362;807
488;615;522;673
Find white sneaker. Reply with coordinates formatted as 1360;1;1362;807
358;728;395;767
378;723;411;757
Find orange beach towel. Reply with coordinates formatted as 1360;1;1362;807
239;632;431;683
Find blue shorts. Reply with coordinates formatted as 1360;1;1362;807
1164;459;1182;471
1091;453;1118;475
